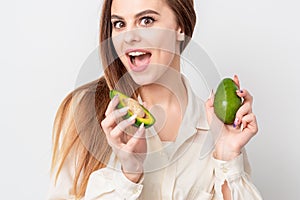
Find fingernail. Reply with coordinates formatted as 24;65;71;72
233;118;239;128
113;94;119;101
240;123;244;132
135;123;145;137
209;89;214;99
119;106;129;114
127;114;137;122
240;90;243;93
139;123;145;131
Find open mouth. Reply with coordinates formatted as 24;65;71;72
126;50;152;71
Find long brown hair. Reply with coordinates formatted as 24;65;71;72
51;0;196;198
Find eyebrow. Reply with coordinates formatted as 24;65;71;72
111;9;160;20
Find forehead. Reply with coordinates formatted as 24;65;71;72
111;0;167;15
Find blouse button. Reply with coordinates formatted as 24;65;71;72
221;164;228;173
133;188;139;194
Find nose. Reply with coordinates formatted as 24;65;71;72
124;28;141;44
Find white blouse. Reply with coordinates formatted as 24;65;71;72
47;76;263;200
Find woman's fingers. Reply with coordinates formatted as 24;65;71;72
233;75;240;89
237;113;258;145
101;103;135;149
234;89;253;127
110;114;137;139
233;75;253;126
101;106;129;133
105;94;120;117
126;123;146;152
233;75;253;104
102;96;147;175
236;89;253;105
234;101;252;126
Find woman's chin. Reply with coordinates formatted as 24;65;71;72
131;76;154;86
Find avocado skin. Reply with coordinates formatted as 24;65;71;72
109;90;156;128
213;78;242;124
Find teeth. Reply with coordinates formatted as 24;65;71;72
128;52;147;57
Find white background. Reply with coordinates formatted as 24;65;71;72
2;0;300;199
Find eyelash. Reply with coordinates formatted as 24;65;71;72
139;16;156;27
112;16;156;30
112;21;125;29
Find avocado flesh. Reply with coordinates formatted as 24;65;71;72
109;90;156;128
124;98;145;118
213;78;242;124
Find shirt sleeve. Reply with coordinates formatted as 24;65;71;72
84;167;144;200
212;149;263;200
47;154;144;200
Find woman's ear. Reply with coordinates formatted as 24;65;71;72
176;27;185;41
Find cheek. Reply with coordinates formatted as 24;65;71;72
155;51;174;67
111;33;129;67
146;28;177;54
149;31;177;67
111;33;123;56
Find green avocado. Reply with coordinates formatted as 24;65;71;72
213;78;242;124
109;90;156;128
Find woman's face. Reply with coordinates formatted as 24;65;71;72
110;0;183;85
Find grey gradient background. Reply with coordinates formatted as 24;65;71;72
2;0;300;199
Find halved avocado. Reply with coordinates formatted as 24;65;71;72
213;78;242;124
109;90;156;128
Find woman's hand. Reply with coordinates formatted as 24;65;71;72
101;95;146;182
206;75;258;161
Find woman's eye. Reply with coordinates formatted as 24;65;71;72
113;21;125;29
140;17;155;27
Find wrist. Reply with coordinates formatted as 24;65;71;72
123;171;143;183
121;165;144;183
213;149;241;161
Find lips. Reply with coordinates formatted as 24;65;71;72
125;49;152;72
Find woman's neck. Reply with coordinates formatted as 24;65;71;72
139;69;188;141
139;68;187;114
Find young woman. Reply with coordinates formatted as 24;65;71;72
48;0;263;199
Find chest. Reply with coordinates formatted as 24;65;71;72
140;133;215;200
151;105;183;142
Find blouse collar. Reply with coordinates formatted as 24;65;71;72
142;74;210;158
